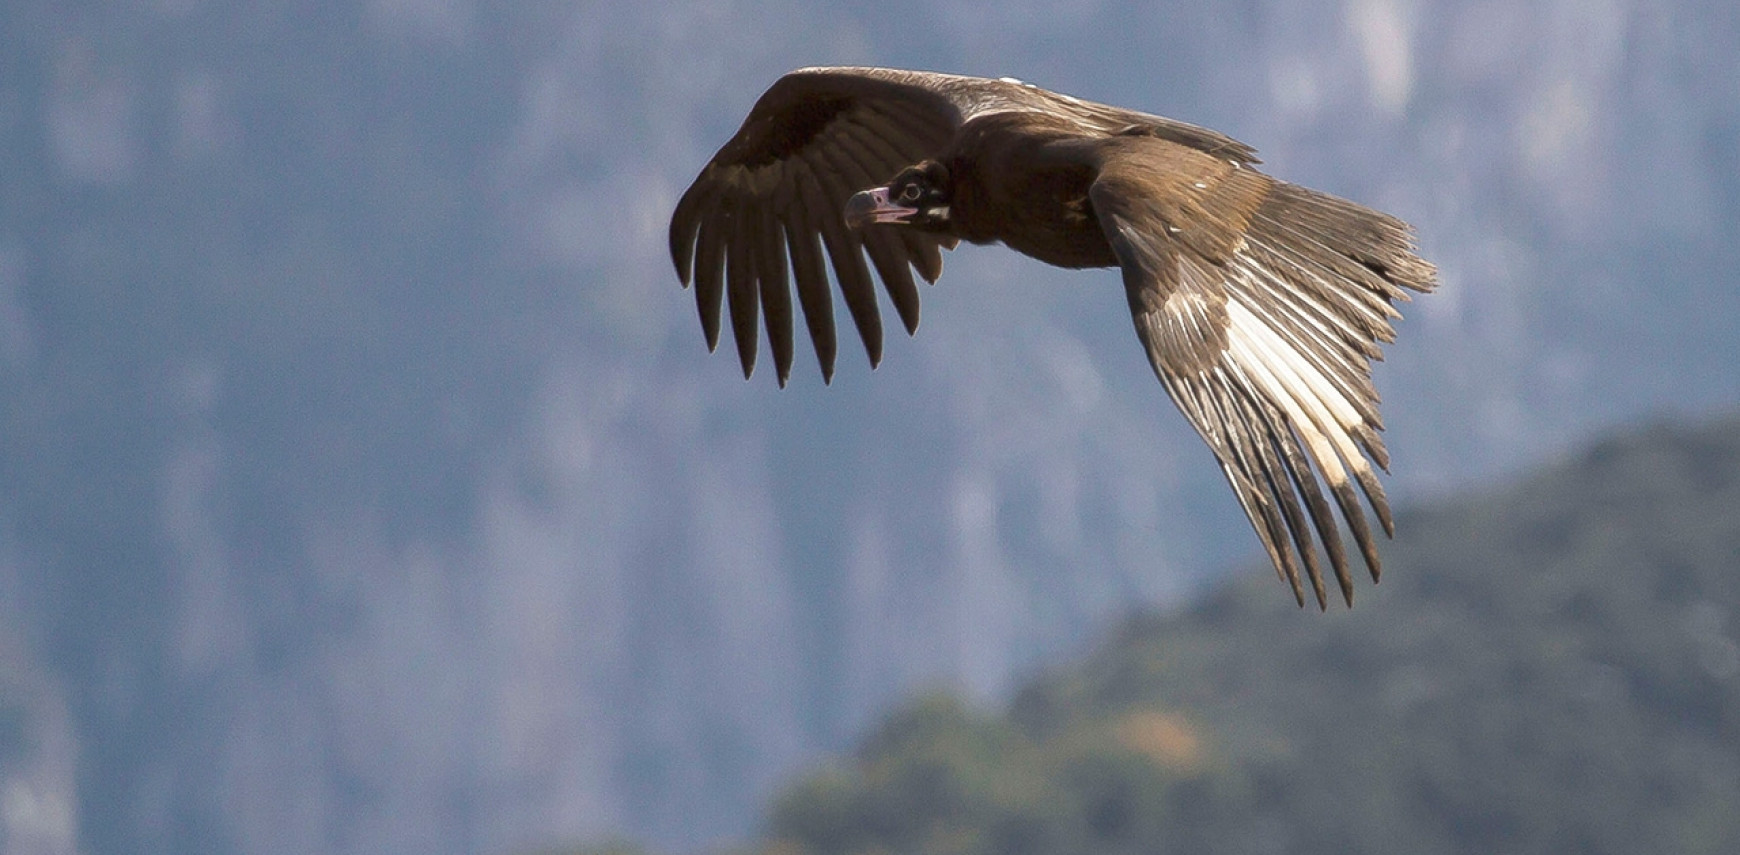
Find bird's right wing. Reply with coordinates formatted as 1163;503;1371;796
1089;139;1436;608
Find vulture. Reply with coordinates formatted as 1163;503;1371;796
669;67;1437;609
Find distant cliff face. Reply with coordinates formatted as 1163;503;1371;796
1;1;1737;854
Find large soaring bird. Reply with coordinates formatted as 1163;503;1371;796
669;67;1437;609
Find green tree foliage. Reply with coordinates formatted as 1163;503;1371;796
765;692;1202;855
758;414;1740;854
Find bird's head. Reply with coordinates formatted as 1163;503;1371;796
844;160;952;231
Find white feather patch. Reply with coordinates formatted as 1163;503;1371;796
1224;296;1379;493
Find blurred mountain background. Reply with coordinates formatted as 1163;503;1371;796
0;1;1736;854
726;414;1740;855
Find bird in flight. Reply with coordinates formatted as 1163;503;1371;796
669;67;1437;609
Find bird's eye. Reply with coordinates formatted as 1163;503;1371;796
897;184;923;204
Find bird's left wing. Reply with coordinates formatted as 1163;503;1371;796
671;68;999;384
1089;138;1436;608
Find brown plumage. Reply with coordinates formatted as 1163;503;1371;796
669;67;1437;609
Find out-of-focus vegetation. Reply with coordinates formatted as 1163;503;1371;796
714;414;1740;855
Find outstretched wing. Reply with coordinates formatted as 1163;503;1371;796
670;68;966;384
669;67;1257;384
1090;138;1437;608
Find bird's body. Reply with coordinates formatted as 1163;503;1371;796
943;112;1115;267
669;67;1437;608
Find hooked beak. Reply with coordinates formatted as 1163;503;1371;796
844;186;918;229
